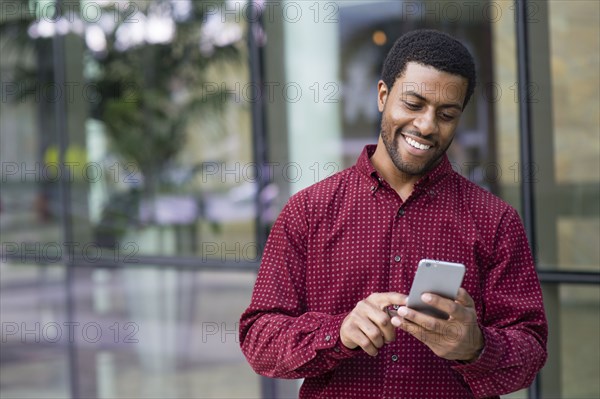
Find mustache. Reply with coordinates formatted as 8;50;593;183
396;129;436;145
397;129;423;138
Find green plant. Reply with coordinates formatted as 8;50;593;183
84;0;242;194
1;0;245;242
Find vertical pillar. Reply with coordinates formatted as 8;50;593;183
260;1;344;396
516;1;561;397
282;1;342;195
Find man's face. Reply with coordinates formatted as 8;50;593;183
378;62;468;176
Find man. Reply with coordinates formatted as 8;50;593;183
239;29;547;399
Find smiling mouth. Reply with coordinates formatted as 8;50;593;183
404;136;432;150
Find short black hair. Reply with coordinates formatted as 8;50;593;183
381;29;477;108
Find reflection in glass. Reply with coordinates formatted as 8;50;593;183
1;1;256;260
559;285;600;398
79;1;253;259
544;0;600;272
0;4;62;248
337;1;500;193
0;262;260;398
0;263;69;398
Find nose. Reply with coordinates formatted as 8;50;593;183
413;110;437;136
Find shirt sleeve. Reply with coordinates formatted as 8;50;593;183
239;191;358;379
452;207;548;398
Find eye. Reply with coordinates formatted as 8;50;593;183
439;111;459;122
403;101;421;110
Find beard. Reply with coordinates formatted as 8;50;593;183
380;110;453;177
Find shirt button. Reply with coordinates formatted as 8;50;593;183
391;354;399;362
333;347;341;353
325;335;331;342
394;255;401;262
398;208;405;216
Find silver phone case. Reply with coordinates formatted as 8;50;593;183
406;259;466;319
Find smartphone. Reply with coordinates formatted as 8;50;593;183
406;259;466;319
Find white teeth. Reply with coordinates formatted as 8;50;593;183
406;137;431;150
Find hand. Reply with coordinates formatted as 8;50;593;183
391;288;484;362
340;292;407;356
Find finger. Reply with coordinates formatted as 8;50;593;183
360;319;386;349
376;317;397;344
364;307;398;343
355;325;383;356
386;307;399;319
346;309;386;349
347;328;379;356
352;293;407;347
367;294;405;343
368;292;408;311
347;295;403;351
420;293;460;318
395;306;444;334
392;315;433;344
359;338;379;357
455;288;475;308
341;316;382;356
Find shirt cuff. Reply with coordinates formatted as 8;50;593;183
315;313;359;360
452;326;502;377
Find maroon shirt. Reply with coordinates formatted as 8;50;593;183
240;145;547;399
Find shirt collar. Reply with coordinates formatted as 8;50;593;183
355;144;453;191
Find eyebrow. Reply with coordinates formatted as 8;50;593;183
401;91;463;111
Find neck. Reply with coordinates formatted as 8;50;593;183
371;136;422;201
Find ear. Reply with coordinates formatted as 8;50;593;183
377;80;388;112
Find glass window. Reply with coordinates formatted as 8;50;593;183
4;1;598;398
557;284;600;398
2;0;257;261
1;1;261;398
0;263;70;398
1;6;62;251
528;2;600;398
263;2;600;399
266;0;507;198
491;0;522;213
74;267;259;398
77;0;255;260
337;1;502;192
537;0;600;272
